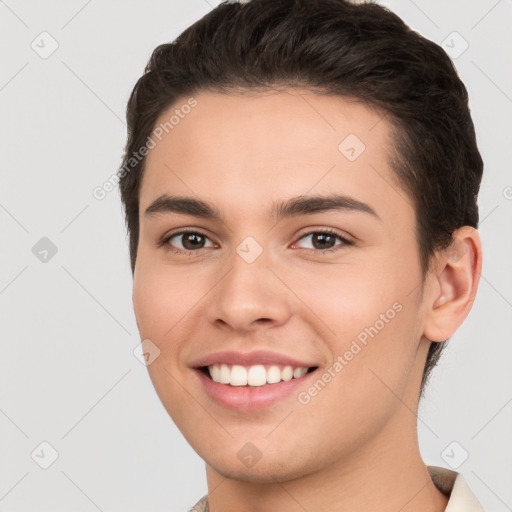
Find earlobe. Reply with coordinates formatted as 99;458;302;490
423;226;482;342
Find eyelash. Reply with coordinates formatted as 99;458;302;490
158;228;353;256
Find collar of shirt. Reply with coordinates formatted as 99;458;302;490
189;465;486;512
428;465;485;512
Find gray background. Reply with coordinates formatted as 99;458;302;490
1;0;511;510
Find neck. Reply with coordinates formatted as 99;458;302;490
205;427;448;512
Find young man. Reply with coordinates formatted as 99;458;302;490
118;0;485;510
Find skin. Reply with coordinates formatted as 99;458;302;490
132;88;482;512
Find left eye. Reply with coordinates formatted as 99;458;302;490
294;231;351;251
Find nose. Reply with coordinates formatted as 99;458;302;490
206;247;292;333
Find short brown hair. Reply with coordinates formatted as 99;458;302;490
118;0;483;397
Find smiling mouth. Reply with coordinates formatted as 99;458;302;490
198;364;318;387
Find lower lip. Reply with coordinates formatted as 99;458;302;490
194;368;317;412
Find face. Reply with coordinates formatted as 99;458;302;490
132;89;433;482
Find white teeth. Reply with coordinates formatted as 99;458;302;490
207;363;311;386
267;365;281;384
230;365;248;386
281;366;293;381
293;367;308;378
219;364;231;384
210;364;220;382
247;365;267;386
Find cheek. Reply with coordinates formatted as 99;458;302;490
289;258;403;340
132;266;200;420
132;260;218;387
292;258;420;401
132;258;197;339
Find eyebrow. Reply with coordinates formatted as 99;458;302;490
144;193;380;221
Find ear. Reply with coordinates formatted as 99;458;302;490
423;226;483;342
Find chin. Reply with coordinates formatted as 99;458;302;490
205;451;315;484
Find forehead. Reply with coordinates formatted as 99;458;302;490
139;88;413;227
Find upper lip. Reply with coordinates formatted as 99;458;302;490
190;350;318;369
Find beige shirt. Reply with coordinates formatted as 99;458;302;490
189;465;486;511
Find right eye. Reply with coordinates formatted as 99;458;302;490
160;230;216;254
